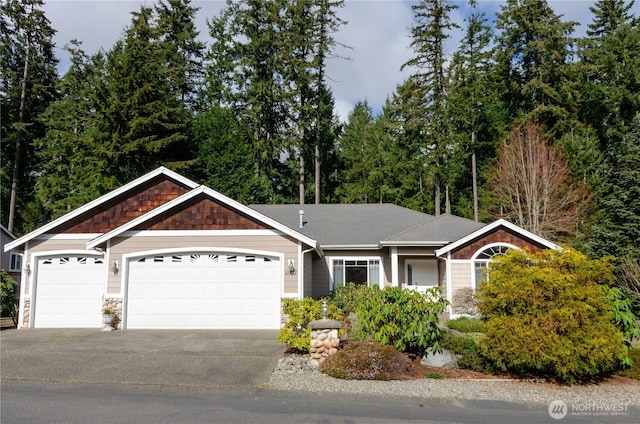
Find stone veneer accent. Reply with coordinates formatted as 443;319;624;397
103;297;123;330
22;298;30;328
308;319;342;367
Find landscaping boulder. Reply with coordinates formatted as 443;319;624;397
422;347;458;368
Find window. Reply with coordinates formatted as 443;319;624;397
9;253;22;272
332;258;381;289
473;244;512;287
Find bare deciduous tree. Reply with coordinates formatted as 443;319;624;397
453;287;478;316
490;121;591;239
618;252;640;311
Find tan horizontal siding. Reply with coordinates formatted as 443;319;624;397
28;238;93;253
450;261;472;311
450;261;472;292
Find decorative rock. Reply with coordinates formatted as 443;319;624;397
318;332;328;341
421;348;458;368
329;348;338;355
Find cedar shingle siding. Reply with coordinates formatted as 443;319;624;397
139;196;268;231
450;227;547;260
57;178;191;234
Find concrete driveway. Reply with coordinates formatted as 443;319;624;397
0;329;285;388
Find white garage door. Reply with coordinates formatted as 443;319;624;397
33;256;106;328
126;252;282;329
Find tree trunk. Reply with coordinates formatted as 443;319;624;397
472;131;478;221
9;39;30;233
434;171;441;216
315;132;320;204
299;127;305;205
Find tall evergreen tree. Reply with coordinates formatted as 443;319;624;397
34;42;115;221
494;0;577;135
155;0;205;111
590;115;640;262
335;101;401;204
398;0;459;216
447;0;503;221
103;5;189;183
587;0;639;38
207;0;290;202
578;0;640;151
0;0;58;233
207;0;344;203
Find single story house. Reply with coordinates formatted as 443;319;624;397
4;167;558;330
1;224;22;284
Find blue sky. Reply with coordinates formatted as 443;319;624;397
43;1;598;121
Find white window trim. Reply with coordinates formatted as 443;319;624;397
329;256;384;290
471;243;517;290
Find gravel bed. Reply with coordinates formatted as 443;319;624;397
267;355;640;407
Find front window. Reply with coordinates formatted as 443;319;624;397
473;245;512;288
9;253;22;272
332;259;381;289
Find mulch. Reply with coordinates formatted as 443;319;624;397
0;316;17;330
410;357;500;380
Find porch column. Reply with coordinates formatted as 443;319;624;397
391;247;399;287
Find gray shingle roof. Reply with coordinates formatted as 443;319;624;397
250;204;486;247
385;214;487;243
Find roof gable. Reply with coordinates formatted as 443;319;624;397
58;177;192;233
435;219;559;258
132;195;268;231
4;167;198;252
87;186;318;251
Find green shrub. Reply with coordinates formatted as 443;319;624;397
320;339;413;380
618;347;640;380
277;297;342;352
330;285;449;355
604;285;640;349
441;331;494;374
477;248;630;384
0;271;17;317
329;283;370;314
445;316;486;333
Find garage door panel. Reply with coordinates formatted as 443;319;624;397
127;252;281;329
33;256;105;328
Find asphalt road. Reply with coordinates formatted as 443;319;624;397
1;380;563;424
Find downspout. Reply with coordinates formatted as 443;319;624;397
391;247;399;287
299;245;316;298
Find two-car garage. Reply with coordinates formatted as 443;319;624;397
125;251;282;329
30;251;283;330
8;168;312;331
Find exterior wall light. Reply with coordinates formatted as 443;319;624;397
111;260;119;276
288;259;295;275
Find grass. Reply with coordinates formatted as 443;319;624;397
445;316;486;333
424;372;443;379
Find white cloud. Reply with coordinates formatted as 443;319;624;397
42;0;596;123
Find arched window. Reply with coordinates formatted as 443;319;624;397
472;244;514;289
